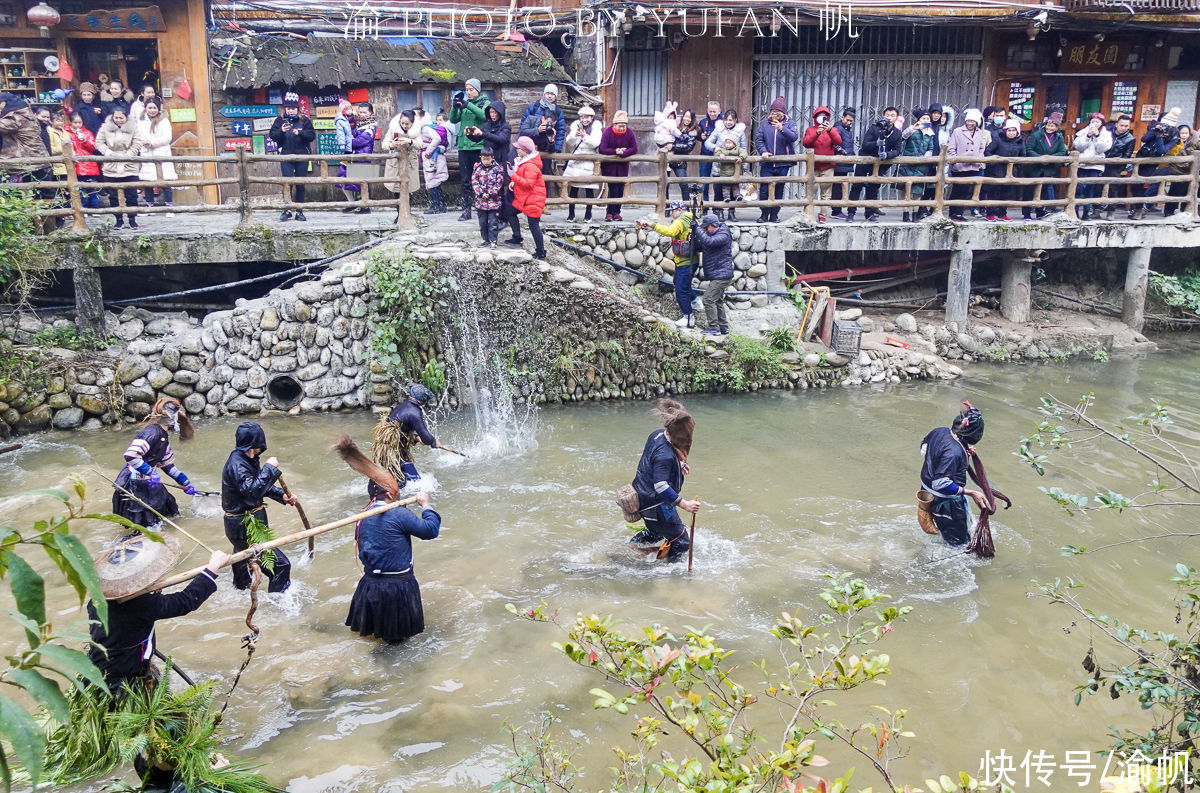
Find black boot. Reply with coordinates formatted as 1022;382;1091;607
458;203;472;221
902;212;911;223
728;209;737;222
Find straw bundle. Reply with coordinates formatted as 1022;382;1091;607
371;413;412;484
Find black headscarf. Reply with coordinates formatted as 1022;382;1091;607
952;402;984;446
234;422;268;453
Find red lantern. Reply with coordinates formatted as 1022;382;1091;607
26;2;61;28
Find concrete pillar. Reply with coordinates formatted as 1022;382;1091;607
73;266;105;338
1122;247;1152;332
945;248;973;331
1000;254;1032;324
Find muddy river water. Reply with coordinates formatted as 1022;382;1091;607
4;350;1199;792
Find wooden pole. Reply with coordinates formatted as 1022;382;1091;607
236;146;252;228
656;150;668;216
133;497;419;596
933;145;947;219
687;510;696;573
395;151;413;229
804;150;817;222
277;474;315;560
1066;152;1080;219
60;145;88;233
1189;151;1200;218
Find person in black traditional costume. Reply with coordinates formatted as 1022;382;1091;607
88;534;229;693
336;435;442;644
919;402;990;546
220;422;297;592
373;383;439;487
629;398;701;562
111;397;196;529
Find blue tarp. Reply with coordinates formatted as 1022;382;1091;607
382;37;436;56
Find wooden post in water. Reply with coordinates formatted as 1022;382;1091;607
1122;247;1152;332
945;248;973;332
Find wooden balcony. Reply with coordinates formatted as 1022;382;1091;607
1066;0;1200;11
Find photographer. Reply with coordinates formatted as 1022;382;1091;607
801;106;842;222
847;107;902;222
268;90;315;222
830;107;856;218
1131;110;1179;220
449;78;490;221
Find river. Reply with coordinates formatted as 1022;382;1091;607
4;349;1198;792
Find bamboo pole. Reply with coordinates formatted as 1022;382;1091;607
276;474;315;560
133;497;419;596
236;146;252;228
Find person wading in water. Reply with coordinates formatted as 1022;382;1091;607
629;398;701;562
373;383;439;487
111;397;197;529
919;402;990;546
221;422;298;592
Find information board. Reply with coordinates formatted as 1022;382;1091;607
1112;81;1138;117
317;132;341;155
1008;82;1035;121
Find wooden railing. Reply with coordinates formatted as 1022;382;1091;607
2;146;1198;231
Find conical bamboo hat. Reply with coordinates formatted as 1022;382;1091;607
95;531;181;599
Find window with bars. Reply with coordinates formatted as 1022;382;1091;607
621;49;666;117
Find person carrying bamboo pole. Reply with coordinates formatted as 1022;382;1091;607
337;436;441;644
111;397;197;530
373;383;438;487
918;402;990;546
221;422;297;592
627;398;701;562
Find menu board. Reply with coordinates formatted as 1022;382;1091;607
1008;82;1036;121
317;132;341;155
1112;81;1138;116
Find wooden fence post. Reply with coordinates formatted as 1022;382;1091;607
656;150;668;216
933;145;947;219
1189;151;1200;218
60;145;88;233
804;150;817;221
395;151;413;229
1065;151;1080;219
236;146;252;227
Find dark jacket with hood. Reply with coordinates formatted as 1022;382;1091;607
478;100;512;164
858;118;902;160
387;400;436;447
831;116;855;175
221;422;286;513
920;426;968;498
693;220;734;281
984;130;1027;179
519;99;566;152
268;111;316;155
73;97;105;135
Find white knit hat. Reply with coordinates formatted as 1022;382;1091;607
964;108;983;124
544;83;559;97
1163;106;1181;127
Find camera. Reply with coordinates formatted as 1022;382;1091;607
874;118;892;129
1152;123;1166;134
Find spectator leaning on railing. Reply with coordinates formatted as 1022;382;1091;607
1163;125;1197;217
898;109;938;222
753;97;799;223
563;104;602;222
0;93;49;173
946;108;986;221
1102;114;1136;220
597;110;637;222
1022;115;1066;220
983;118;1026;221
1073;113;1112;220
268;90;316;223
801;106;842;223
96;108;144;229
696;101;722;202
847;107;902;223
67;112;101;210
1132;108;1181;219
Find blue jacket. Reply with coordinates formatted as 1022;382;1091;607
520;100;566;152
919;426;967;498
754;115;799;157
633;430;684;510
335;115;354;153
388;400;436;446
356;503;441;573
693;221;733;280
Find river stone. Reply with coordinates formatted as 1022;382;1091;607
46;376;65;396
747;263;768;278
293;302;313;323
160;383;193;399
247;366;269;389
228;353;255;370
51;407;85;430
972;325;996;344
125;383;155;403
116;355;151;385
47;391;73;410
177;393;203;415
114;319;144;341
625;248;644;267
76;394;108;415
173;370;200;385
803;352;822;367
750;295;770;308
16;405;52;431
270;357;297;373
734;252;752;271
305;377;356;399
331;317;350;340
227;395;260;414
342;276;367;295
895;313;919;333
295;282;323;303
738;235;753;251
2;408;18;426
751;235;767;253
955;332;980;353
836;308;863;321
296;364;329;381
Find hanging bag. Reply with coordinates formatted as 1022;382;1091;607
615;484;642;524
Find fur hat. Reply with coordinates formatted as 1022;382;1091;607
283;89;300;108
516;135;537;153
465;78;482;93
1004;117;1022;132
578;104;595;118
964;108;983;125
612;110;629;125
770;96;787;114
78;81;97;95
543;83;558;97
1163;106;1182;127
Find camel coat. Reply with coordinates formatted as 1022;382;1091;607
382;114;422;194
96;117;144;178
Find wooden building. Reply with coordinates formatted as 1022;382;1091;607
0;0;216;198
208;34;576;202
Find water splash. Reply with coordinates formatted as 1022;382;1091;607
440;295;538;461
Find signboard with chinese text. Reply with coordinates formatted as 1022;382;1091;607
230;120;252;136
1111;81;1138;117
267;88;282;105
168;107;196;123
1059;41;1126;72
224;137;253;151
315;106;338;118
1008;82;1035;121
317;132;341;155
219;105;276;118
252;116;276;132
313;118;335;130
252;135;266;155
59;6;165;32
312;92;342;107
